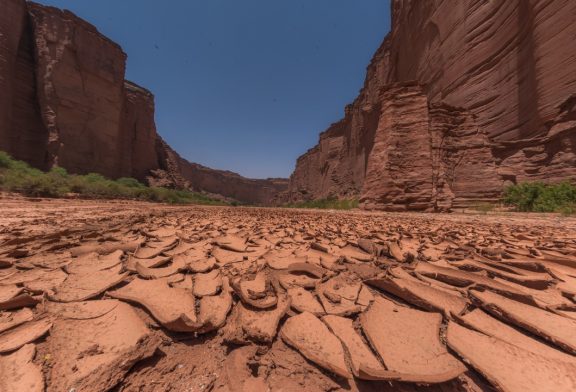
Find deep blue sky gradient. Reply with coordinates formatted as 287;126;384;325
36;0;391;178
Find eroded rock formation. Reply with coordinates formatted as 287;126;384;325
151;141;289;205
361;83;501;211
286;0;576;210
0;0;286;204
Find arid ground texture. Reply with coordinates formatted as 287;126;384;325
2;0;576;391
1;196;575;391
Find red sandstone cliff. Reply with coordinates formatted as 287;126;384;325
0;0;286;204
286;0;576;210
0;0;47;169
151;139;288;205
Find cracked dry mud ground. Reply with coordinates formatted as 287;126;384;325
1;197;576;392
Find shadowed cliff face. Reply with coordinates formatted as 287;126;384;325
0;0;47;169
285;0;576;210
0;0;287;204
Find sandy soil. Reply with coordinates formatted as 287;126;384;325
1;195;575;392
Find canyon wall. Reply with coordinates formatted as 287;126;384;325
151;140;288;205
0;0;47;169
360;83;501;211
0;0;286;204
286;0;576;210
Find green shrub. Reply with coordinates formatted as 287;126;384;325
0;151;14;168
116;177;145;188
503;181;576;213
0;150;225;205
558;203;576;216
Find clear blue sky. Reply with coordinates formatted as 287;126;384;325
37;0;391;179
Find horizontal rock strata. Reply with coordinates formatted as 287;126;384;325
285;0;576;210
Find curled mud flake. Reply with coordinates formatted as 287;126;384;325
0;308;34;334
48;301;160;392
0;268;46;286
275;269;319;290
215;235;249;253
280;311;351;379
65;250;123;274
223;293;290;344
108;278;200;332
457;308;576;364
414;262;536;301
451;259;554;290
146;236;179;250
187;257;217;273
163;240;196;256
212;247;245;266
135;258;187;279
365;273;468;317
322;314;383;377
359;297;465;382
0;284;40;311
69;240;141;257
0;258;14;268
51;265;128;303
470;289;576;355
285;262;325;279
24;269;68;295
0;285;25;304
447;322;576;392
43;300;119;320
317;275;362;316
232;271;278;309
338;245;372;262
197;278;233;333
263;251;307;270
358;238;382;256
287;286;324;316
125;254;172;272
310;242;329;253
0;318;53;353
193;269;222;297
384;241;405;262
0;344;44;392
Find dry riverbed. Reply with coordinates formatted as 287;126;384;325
1;196;575;391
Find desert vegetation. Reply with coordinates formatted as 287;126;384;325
0;151;223;205
284;197;359;210
503;181;576;214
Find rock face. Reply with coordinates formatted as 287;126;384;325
361;83;501;211
0;0;47;169
0;0;286;204
151;140;289;205
28;2;128;178
286;0;576;210
120;82;163;182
